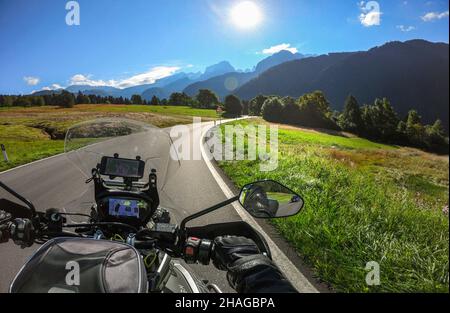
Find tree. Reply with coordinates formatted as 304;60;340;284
430;119;446;138
299;90;331;115
296;91;338;129
0;96;13;107
58;91;75;108
14;96;32;107
262;97;284;122
169;92;192;106
281;96;300;124
224;95;242;116
406;110;421;128
248;95;268;116
76;92;90;105
150;95;160;106
426;119;449;153
242;100;249;115
338;95;363;134
131;94;143;105
361;98;399;141
32;96;45;106
196;89;219;109
405;110;426;147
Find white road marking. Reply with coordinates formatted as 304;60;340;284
199;119;319;293
0;153;65;175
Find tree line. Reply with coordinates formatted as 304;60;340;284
0;91;158;108
1;89;447;154
0;89;242;111
250;91;449;154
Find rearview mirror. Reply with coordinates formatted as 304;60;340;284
239;180;304;219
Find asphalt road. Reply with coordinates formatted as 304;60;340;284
0;121;241;293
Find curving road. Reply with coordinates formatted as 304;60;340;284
0;120;319;293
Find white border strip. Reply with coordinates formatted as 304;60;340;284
200;121;319;293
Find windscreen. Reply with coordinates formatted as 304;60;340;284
63;118;181;218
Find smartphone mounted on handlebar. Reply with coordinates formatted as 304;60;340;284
99;155;145;180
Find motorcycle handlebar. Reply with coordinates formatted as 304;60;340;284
1;214;240;268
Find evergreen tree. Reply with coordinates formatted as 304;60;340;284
150;96;160;106
131;94;143;105
338;95;363;134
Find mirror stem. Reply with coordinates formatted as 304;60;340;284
179;196;239;232
0;181;37;216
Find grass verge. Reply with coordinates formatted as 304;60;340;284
218;119;449;292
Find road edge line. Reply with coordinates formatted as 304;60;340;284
0;153;65;175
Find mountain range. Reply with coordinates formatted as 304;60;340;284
33;50;305;100
236;39;449;127
32;40;449;127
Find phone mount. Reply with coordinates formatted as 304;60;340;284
90;154;160;224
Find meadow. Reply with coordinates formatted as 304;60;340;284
218;119;449;292
0;104;218;172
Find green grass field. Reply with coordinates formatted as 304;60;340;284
0;104;218;172
218;119;449;292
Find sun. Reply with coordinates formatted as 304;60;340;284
230;1;263;29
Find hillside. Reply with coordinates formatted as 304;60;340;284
236;40;449;127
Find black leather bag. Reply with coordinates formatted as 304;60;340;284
10;238;148;293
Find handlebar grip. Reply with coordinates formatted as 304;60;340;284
184;237;214;265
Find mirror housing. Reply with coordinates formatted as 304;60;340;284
239;180;304;219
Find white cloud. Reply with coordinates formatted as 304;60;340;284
41;84;63;91
262;43;298;55
397;25;416;32
23;76;40;86
69;74;117;87
114;66;181;88
359;1;382;27
68;66;181;89
421;10;449;22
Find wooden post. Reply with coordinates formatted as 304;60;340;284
1;144;8;162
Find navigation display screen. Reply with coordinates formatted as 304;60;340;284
108;198;140;218
100;157;145;179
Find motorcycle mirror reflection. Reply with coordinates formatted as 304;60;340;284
239;180;304;219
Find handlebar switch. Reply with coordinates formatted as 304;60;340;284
184;237;201;264
10;218;35;248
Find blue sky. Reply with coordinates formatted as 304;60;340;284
0;0;448;94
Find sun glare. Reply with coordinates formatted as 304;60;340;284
230;1;263;29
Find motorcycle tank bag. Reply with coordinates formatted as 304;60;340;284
10;238;148;293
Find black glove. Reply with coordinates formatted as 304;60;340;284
0;210;12;243
212;236;261;271
213;236;297;293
